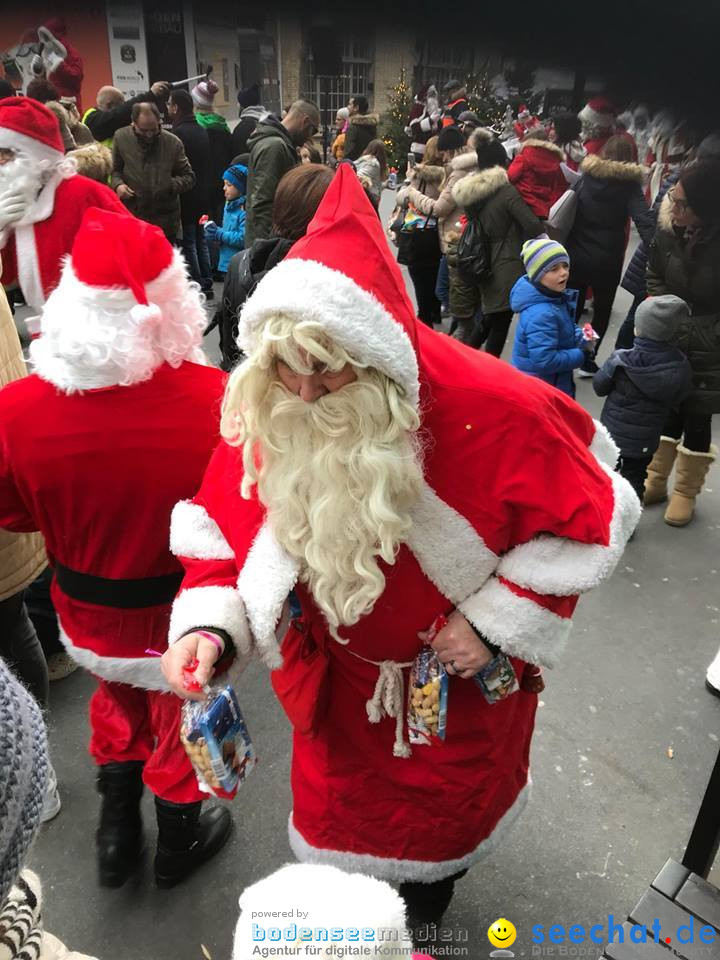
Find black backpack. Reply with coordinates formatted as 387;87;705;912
456;216;492;284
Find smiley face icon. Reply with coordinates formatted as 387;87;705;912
488;918;517;949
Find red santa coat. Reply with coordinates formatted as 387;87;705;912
507;139;568;218
168;166;640;881
0;174;125;314
0;361;226;690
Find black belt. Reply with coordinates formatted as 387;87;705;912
55;563;183;609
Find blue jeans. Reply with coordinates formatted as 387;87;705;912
181;222;213;292
435;255;449;311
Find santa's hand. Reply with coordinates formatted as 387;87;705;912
30;54;45;77
0;189;29;229
161;631;223;701
116;183;136;200
418;610;494;678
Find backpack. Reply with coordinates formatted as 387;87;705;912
456;216;492;284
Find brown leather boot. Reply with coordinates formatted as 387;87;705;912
664;444;716;527
643;436;680;505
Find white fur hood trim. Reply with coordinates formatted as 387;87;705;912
657;193;674;232
520;139;563;157
581;153;646;183
452;165;508;207
238;258;420;408
449;150;478;174
348;113;379;127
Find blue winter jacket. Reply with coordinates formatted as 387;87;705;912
593;338;693;458
510;275;585;397
218;198;246;272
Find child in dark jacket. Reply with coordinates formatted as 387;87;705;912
511;236;593;397
593;295;693;500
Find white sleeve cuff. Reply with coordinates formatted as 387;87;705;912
169;585;252;655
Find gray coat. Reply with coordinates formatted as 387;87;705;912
452;166;543;315
111;127;195;241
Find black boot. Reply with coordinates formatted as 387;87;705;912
154;798;232;888
399;869;467;947
96;761;145;888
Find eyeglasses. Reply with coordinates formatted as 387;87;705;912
668;187;689;212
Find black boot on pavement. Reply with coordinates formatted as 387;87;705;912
96;760;145;888
154;798;232;888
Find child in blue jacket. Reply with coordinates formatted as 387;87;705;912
204;162;247;275
510;236;593;397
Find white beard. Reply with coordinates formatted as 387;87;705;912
245;377;424;635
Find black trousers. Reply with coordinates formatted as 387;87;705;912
619;454;653;501
0;590;49;708
664;407;713;453
399;868;467;940
25;566;63;658
408;260;442;328
571;277;618;349
614;293;644;351
480;309;514;357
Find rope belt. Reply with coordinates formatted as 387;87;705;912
347;650;414;759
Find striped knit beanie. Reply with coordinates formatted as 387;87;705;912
522;236;570;284
191;78;219;109
0;659;49;909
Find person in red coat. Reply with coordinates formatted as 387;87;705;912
0;208;232;891
508;131;568;218
580;96;638;161
161;166;640;938
37;18;84;110
0;97;124;330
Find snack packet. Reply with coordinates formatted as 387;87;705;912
180;678;257;800
474;652;519;704
407;615;449;745
582;322;600;341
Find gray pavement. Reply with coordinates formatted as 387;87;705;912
19;193;720;959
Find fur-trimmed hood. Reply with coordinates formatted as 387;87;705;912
657;193;674;232
348;113;379;127
520;138;563;158
581;153;646;183
452;165;508;207
412;162;445;184
449;150;478;175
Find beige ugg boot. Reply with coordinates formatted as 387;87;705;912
664;444;717;527
643;436;680;505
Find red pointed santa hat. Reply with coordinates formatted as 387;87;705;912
238;164;420;407
0;96;65;164
578;96;616;131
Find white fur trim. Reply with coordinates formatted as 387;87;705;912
58;622;170;691
169;585;251;654
457;577;572;668
14;225;45;310
495;425;641;596
238;258;420;409
170;501;235;561
407;481;498;603
288;781;530;883
0;128;64;167
706;646;720;692
589;419;620;467
237;522;299;669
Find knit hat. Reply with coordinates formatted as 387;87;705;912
223;163;248;193
458;110;480;127
437;125;465;152
0;659;49;909
476;135;509;171
239;163;420;408
634;295;689;342
522;236;570;283
237;83;260;109
233;864;412;959
0;96;64;163
191;78;219;109
681;161;720;223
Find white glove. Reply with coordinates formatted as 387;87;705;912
38;26;67;76
0;189;29;231
30;54;45;77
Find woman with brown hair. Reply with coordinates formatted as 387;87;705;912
210;163;334;370
354;139;389;209
566;134;654;376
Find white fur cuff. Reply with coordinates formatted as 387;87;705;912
170;500;235;560
169;585;251;654
458;577;572;668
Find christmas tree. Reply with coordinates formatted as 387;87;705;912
379;68;413;176
466;69;506;130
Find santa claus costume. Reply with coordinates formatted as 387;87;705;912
579;96;638;160
0;97;124;327
0;208;231;889
168;166;640;926
37;18;84;109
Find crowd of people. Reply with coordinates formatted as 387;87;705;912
0;50;716;960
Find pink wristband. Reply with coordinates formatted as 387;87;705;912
195;630;224;655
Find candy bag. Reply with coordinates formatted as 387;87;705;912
180;676;257;800
407;616;449;745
